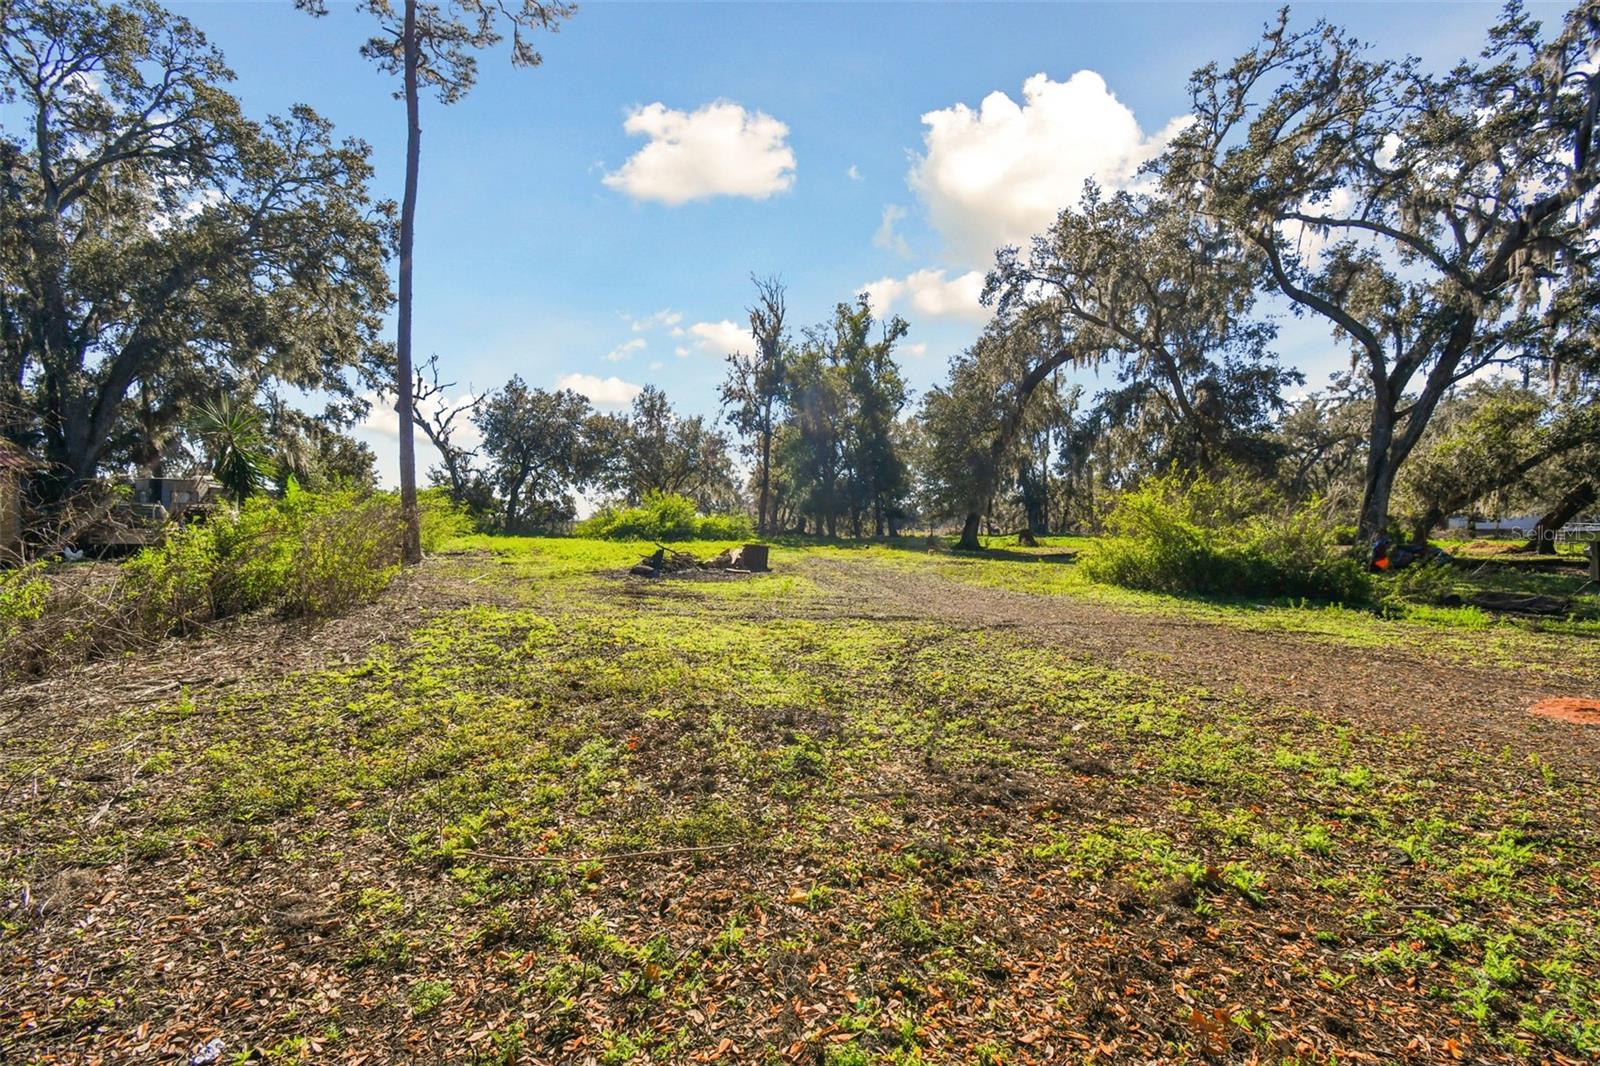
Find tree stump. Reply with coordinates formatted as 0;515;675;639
731;544;769;572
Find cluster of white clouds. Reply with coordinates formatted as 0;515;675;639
861;268;988;323
909;71;1191;265
556;372;643;408
604;337;646;363
603;100;795;205
574;310;749;410
607;311;747;362
629;309;683;332
582;71;1186;381
856;71;1189;327
682;319;746;358
872;204;911;258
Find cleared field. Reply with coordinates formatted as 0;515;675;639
3;538;1598;1064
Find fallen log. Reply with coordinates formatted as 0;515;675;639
1447;590;1574;617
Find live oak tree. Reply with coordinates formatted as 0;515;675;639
1522;457;1598;553
0;0;390;504
1272;379;1370;515
919;317;1081;550
472;376;607;533
262;399;379;491
942;184;1291;551
605;385;735;512
1517;269;1600;549
917;327;1036;549
987;183;1295;476
1396;383;1600;541
298;0;575;563
1167;3;1600;537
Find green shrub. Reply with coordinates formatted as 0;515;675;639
576;492;753;542
0;562;48;643
694;510;757;541
1375;559;1457;608
1084;470;1370;603
3;489;416;683
120;514;228;635
120;487;407;631
417;487;475;551
274;488;405;617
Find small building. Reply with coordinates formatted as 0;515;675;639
78;474;223;550
128;475;221;519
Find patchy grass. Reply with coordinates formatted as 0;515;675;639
827;534;1600;675
2;536;1597;1063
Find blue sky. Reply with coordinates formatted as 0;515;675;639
167;0;1548;485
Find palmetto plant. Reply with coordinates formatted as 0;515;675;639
192;396;271;504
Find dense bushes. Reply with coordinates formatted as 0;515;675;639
0;562;48;645
1;488;453;683
417;486;475;548
1084;471;1370;603
119;487;409;631
576;492;753;541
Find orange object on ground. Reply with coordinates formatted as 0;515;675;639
1529;698;1600;725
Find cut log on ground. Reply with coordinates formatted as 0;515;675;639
1453;591;1574;617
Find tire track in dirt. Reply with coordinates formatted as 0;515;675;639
798;553;1600;770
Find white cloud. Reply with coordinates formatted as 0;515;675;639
605;338;646;363
861;268;988;323
602;100;796;205
846;163;862;181
686;319;747;358
873;204;911;258
556;373;643;408
903;342;929;359
630;309;683;332
910;71;1191;264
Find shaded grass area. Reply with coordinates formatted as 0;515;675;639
827;534;1600;673
2;538;1598;1063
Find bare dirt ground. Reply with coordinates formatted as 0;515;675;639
796;554;1600;770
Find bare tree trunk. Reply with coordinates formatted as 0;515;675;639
957;511;980;551
1522;480;1595;554
1356;403;1397;540
1412;508;1442;545
757;414;771;538
395;0;423;565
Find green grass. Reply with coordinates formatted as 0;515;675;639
2;534;1597;1063
813;533;1600;673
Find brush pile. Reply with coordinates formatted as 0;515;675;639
628;543;770;578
